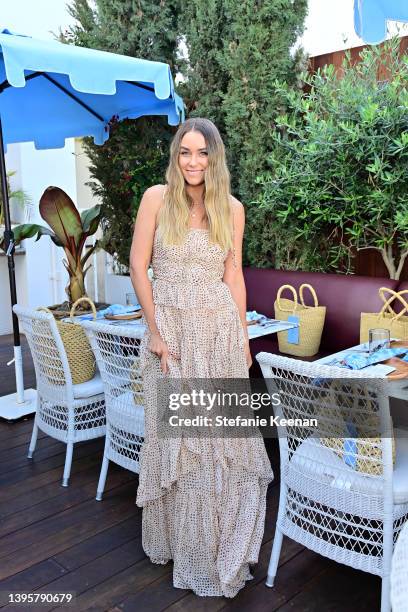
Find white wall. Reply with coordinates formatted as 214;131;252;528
299;0;408;57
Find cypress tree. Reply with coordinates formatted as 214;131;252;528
177;1;230;137
221;0;308;201
180;0;307;198
64;0;307;268
180;0;307;263
62;0;180;270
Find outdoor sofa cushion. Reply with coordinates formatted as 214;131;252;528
243;267;399;377
290;429;408;504
73;372;104;399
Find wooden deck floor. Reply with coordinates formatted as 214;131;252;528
0;333;381;611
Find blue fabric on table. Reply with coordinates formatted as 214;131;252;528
341;346;408;370
246;310;267;323
74;303;141;321
312;346;408;386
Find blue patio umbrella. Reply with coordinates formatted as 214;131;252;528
0;28;184;416
354;0;408;44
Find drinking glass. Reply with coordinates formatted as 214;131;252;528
368;328;390;354
125;292;138;307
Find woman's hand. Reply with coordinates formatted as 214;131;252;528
148;331;169;374
244;338;252;369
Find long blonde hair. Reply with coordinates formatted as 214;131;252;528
158;118;234;251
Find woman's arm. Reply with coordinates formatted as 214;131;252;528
129;185;162;335
223;199;251;366
129;185;170;373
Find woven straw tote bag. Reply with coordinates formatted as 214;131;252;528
318;381;396;476
360;287;408;344
274;284;326;357
38;297;97;385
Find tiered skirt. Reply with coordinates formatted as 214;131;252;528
137;283;274;597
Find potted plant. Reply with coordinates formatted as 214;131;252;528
0;170;32;227
1;186;105;315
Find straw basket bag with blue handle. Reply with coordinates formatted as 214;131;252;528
274;284;326;357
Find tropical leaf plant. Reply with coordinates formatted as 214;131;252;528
1;186;101;303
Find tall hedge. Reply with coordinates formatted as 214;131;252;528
179;0;308;264
65;0;307;269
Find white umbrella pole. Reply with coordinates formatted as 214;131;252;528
0;116;36;420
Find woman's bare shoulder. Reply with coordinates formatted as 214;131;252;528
229;194;244;210
229;195;245;224
140;184;166;215
143;184;166;202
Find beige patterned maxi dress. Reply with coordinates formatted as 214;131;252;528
137;226;274;598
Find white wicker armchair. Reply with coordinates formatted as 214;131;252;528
13;305;105;487
256;352;408;612
81;321;145;501
391;519;408;611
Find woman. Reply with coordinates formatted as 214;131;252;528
129;117;273;597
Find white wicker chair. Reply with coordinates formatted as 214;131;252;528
256;352;408;612
391;519;408;611
81;320;145;501
13;305;106;487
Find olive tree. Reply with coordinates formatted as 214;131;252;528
255;39;408;278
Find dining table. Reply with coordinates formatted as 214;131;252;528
246;319;297;340
315;342;408;401
71;313;297;340
72;312;407;398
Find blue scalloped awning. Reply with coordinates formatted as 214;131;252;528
354;0;408;44
0;28;184;149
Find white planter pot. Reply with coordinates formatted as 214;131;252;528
104;273;135;305
104;268;153;305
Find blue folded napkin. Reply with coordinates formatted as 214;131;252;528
104;304;141;316
312;346;408;387
74;303;141;321
246;310;268;323
334;346;408;370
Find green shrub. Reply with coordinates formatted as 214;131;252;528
252;39;408;278
179;0;308;264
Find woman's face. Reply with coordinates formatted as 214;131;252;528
178;130;208;186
